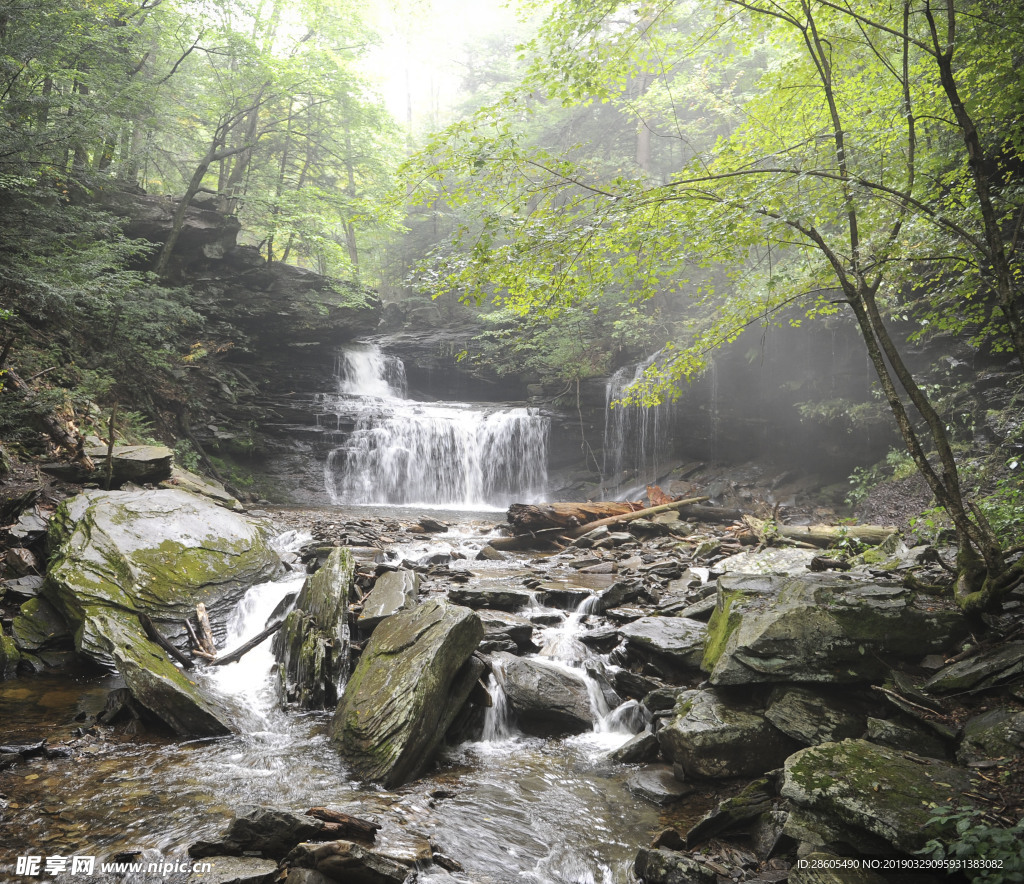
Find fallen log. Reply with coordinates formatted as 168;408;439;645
743;516;897;549
563;496;711;538
306;807;382;843
507;501;643;534
208;620;284;666
678;504;745;524
138;613;194;670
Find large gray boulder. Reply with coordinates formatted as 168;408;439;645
331;600;483;787
45;488;282;662
781;739;979;855
703;574;964;685
493;651;595;735
42;488;281;736
618;616;707;676
357;570;419;633
657;689;797;779
275;547;353;708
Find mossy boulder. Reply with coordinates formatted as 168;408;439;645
274;547;353;709
781;739;979;855
957;709;1024;763
92;607;232;736
44;488;282;665
703;574;964;685
12;596;72;654
0;627;21;679
657;689;798;779
331;600;484;787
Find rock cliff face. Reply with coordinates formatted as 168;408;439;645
99;188;382;503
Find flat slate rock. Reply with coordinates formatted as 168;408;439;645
626;765;694;805
923;642;1024;693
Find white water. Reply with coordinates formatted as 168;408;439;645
320;343;549;509
602;354;676;499
480;595;647;752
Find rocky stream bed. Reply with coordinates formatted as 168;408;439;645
2;475;1024;884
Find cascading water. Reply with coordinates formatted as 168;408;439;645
602;354;676;499
320;343;549;509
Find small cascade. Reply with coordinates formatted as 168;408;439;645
320;343;549;508
479;594;646;744
602;354;676;499
481;663;516;742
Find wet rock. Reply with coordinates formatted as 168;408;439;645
332;600;484;787
658;689;797;779
448;584;535;612
764;686;866;746
190;807;337;859
957;709;1024;763
627;764;693;805
578;625;620;653
475;545;506;561
633;848;717;884
274;547;353;708
11;596;72;653
477;610;534;650
538;585;594;610
357;569;419;633
788;852;887;884
607;667;664;701
923;642;1024;693
493;651;594;735
201;855;280;884
619;617;707;677
282;840;410;884
45;488;282;663
703;574;965;685
283;871;334;884
593;579;645;613
865;716;950;759
609;728;660;763
686;777;776;845
781;739;979;854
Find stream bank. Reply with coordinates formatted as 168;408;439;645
2;490;1023;883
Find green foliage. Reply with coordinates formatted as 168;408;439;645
846;448;919;507
918;805;1024;883
976;460;1024;549
173;440;201;473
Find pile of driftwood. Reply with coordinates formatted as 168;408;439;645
494;492;896;553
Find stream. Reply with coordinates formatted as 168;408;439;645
0;516;698;884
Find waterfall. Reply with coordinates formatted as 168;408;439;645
602;354;675;499
321;343;549;508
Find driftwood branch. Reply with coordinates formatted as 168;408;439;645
138;613;194;670
208;620;284;666
564;496;711;538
